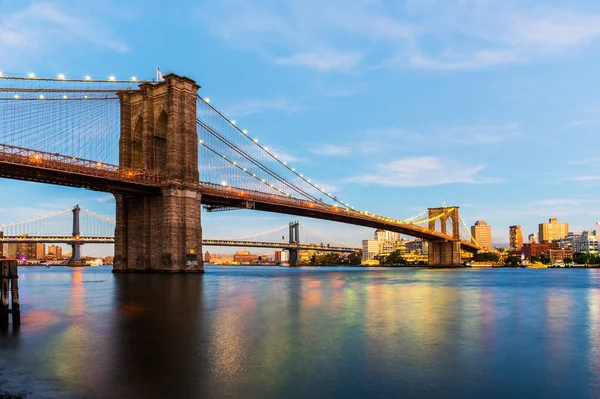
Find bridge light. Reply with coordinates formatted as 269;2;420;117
242;168;247;171
131;76;137;81
253;138;258;143
84;95;88;99
299;174;303;177
264;147;269;152
204;97;210;103
252;174;256;177
274;155;278;159
221;181;227;186
231;120;236;125
0;71;2;76
14;94;19;99
261;179;265;182
109;76;116;81
198;140;203;144
58;74;65;80
291;168;295;171
63;95;67;99
283;162;287;165
242;129;247;134
85;75;91;80
97;162;102;166
307;179;311;183
233;162;237;165
39;95;44;99
28;73;35;78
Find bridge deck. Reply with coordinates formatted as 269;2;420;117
0;148;479;252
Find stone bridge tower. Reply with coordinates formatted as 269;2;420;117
113;74;203;273
427;206;461;267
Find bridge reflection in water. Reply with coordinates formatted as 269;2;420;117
1;266;599;398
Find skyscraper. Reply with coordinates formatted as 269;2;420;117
471;221;492;250
509;225;523;251
538;218;569;243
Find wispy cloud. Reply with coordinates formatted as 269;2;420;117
275;49;364;72
224;98;308;117
440;123;523;144
96;194;114;203
0;2;128;67
345;156;499;187
566;120;588;128
310;145;352;156
198;0;600;72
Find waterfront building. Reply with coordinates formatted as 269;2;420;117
47;245;63;259
406;239;428;255
509;226;523;251
204;251;212;263
548;249;573;264
374;229;399;242
539;218;569;244
233;250;259;264
362;240;379;260
522;243;558;259
471;221;492;250
576;231;598;255
35;243;45;259
553;232;580;251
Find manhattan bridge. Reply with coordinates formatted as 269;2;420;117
0;73;481;272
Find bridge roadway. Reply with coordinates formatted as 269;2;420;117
0;145;479;253
0;236;359;253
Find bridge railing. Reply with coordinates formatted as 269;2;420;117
199;182;467;243
0;144;164;186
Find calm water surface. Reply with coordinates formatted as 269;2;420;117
1;266;600;398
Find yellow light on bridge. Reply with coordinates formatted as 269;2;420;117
198;140;203;144
131;76;137;81
242;129;247;134
14;94;19;99
204;98;210;103
28;73;35;78
231;120;236;125
264;147;269;151
109;76;115;81
58;74;65;80
63;95;67;99
0;71;3;76
39;95;44;99
85;75;91;80
221;181;227;186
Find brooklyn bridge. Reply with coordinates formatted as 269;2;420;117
0;73;481;272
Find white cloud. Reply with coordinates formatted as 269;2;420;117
198;0;600;72
310;145;352;156
566;120;588;127
345;156;499;187
95;194;114;203
224;98;308;117
0;2;128;68
440;123;523;144
276;49;364;72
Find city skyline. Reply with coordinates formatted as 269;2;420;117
2;0;600;256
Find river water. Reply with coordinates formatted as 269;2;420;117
1;266;599;398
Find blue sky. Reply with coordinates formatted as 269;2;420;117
1;0;600;255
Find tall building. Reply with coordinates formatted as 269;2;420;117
471;221;492;250
35;243;45;259
374;229;399;242
509;225;523;251
576;231;598;255
538;218;569;243
362;240;379;260
47;245;63;259
528;233;536;244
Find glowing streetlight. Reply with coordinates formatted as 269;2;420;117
58;74;65;80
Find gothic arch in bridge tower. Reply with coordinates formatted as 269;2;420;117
153;109;167;172
434;218;442;233
445;216;454;237
132;116;144;169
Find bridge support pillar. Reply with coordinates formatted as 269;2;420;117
428;240;462;267
114;73;203;273
288;248;299;267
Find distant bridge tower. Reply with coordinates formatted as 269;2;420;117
68;204;84;267
114;74;203;273
427;206;462;267
288;221;300;266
